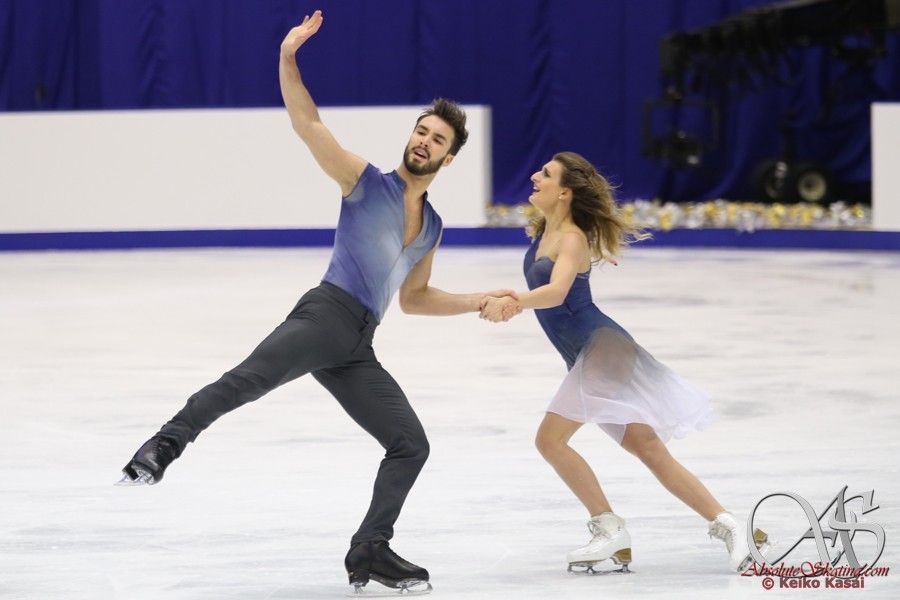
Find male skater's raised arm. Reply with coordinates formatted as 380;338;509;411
279;10;366;196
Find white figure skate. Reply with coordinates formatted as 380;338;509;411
708;511;770;572
567;512;632;575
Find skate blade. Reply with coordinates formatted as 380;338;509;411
569;548;632;575
346;579;432;597
115;467;154;486
737;529;772;572
568;561;632;575
568;563;632;575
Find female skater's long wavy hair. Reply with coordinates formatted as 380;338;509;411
527;151;650;263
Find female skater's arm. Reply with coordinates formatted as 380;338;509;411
481;233;584;321
400;236;518;316
280;10;366;196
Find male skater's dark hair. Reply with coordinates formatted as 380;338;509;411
417;98;469;156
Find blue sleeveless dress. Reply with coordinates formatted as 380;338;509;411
524;237;714;443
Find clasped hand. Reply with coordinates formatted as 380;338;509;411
478;290;522;323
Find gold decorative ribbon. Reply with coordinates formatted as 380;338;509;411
485;200;871;232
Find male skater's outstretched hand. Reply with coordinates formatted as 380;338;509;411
479;295;522;323
281;10;324;56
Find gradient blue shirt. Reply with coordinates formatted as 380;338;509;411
322;163;443;321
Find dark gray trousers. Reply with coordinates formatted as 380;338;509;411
158;282;429;545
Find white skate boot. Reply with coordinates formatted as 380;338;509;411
708;511;770;572
567;512;632;574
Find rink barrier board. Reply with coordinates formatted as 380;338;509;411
0;107;491;231
1;228;899;251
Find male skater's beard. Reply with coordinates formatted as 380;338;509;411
403;146;444;176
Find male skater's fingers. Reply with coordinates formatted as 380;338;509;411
480;295;521;323
501;303;519;322
483;302;498;321
299;14;322;40
285;10;324;50
478;297;492;319
484;288;519;301
480;294;503;314
480;299;503;322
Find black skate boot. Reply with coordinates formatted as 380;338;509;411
345;541;431;596
117;435;180;486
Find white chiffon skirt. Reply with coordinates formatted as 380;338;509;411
546;326;715;444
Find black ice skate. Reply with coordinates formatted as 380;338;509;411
116;435;180;486
345;541;432;596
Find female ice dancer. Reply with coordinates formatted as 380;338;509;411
480;152;766;574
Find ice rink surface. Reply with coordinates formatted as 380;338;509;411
2;246;898;599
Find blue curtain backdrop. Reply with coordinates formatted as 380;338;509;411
2;0;899;205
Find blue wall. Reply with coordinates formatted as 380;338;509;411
2;0;899;204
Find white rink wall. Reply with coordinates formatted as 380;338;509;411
0;106;491;232
873;103;900;231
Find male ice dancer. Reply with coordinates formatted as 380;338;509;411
118;10;515;595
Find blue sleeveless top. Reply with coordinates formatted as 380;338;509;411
523;236;630;370
322;163;443;321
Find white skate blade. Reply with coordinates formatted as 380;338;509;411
346;579;432;597
736;529;774;572
115;468;154;486
568;546;633;575
568;560;632;575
